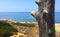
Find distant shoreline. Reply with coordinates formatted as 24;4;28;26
55;22;60;23
0;19;60;24
0;12;60;22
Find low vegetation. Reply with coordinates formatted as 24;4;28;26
0;20;35;37
12;22;35;27
0;21;18;37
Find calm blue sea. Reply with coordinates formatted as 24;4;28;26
0;12;60;23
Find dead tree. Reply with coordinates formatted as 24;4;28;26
31;0;55;37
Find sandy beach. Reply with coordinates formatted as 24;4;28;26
55;23;60;32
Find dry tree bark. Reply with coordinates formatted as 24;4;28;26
31;0;55;37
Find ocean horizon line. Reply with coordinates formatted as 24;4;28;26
0;12;60;23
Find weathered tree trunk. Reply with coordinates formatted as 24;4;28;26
47;0;55;37
31;0;55;37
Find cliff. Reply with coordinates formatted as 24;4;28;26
0;19;39;37
0;19;60;37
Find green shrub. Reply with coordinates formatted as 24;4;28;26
0;22;18;36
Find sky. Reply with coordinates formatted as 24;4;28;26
55;0;60;12
0;0;59;12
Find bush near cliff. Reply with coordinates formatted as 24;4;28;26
0;20;36;37
0;21;18;37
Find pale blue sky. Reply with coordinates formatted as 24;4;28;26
0;0;59;12
55;0;60;12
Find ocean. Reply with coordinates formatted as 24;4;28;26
0;12;60;23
